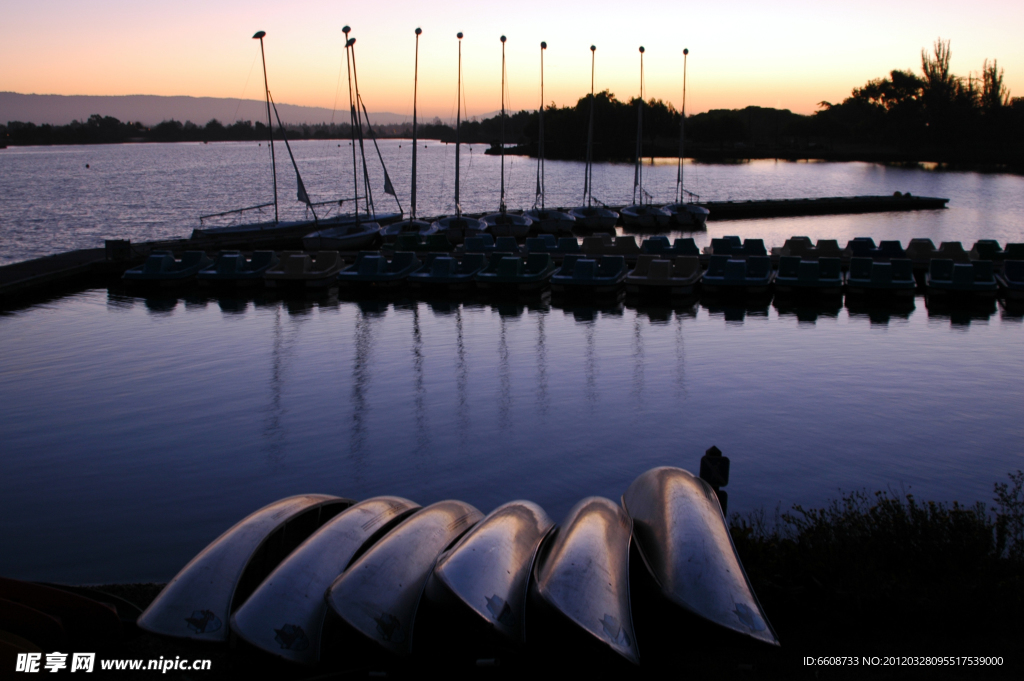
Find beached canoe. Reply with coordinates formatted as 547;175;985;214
529;497;638;665
324;500;483;656
425;500;554;643
137;495;353;641
230;496;419;664
622;466;779;646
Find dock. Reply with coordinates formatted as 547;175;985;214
0;194;950;306
699;194;948;220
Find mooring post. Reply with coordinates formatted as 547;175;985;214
700;445;730;515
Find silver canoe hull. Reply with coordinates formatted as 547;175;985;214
531;496;638;665
230;496;420;664
622;466;779;646
431;500;554;642
137;494;353;641
325;500;484;656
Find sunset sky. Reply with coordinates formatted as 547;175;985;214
3;0;1021;120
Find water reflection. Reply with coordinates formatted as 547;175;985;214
498;314;512;434
584;320;598;408
999;299;1024;321
411;303;430;455
455;306;469;449
217;296;249;315
143;295;178;315
631;316;646;417
925;295;997;326
263;305;291;463
773;294;843;324
105;288;135;311
350;305;375;467
555;293;626;322
4;285;1024;584
628;294;698;324
845;295;916;326
700;294;771;323
535;312;549;420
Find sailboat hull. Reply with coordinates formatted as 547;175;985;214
434;216;488;245
568;207;619;233
621;205;672;230
525;209;576;235
302;222;380;251
483;212;533;238
666;203;710;228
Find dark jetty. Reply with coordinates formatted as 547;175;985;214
701;194;948;220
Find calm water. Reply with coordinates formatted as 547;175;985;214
1;142;1022;584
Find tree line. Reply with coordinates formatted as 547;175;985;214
3;39;1019;168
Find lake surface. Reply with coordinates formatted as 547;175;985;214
1;141;1022;584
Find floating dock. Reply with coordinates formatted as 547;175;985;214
0;195;950;305
698;194;948;220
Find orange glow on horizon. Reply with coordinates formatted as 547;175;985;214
2;1;1022;120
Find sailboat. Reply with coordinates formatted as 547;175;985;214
381;27;438;243
433;32;487;245
192;31;324;241
620;46;671;230
525;41;575;234
482;35;533;238
304;27;397;250
568;46;619;233
664;48;709;228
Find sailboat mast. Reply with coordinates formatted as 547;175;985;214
350;39;376;219
254;31;278;224
343;27;359;222
455;32;463;218
412;28;421;220
634;46;645;205
499;35;507;214
678;47;688;204
584;45;595;207
537;41;546;210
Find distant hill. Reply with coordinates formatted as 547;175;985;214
0;92;411;127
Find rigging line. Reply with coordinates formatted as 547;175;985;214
359;95;404;215
269;91;318;222
233;50;260;124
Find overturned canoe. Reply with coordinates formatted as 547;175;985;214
230;496;420;664
530;497;638;665
138;494;353;641
325;500;483;656
622;467;778;646
428;500;554;642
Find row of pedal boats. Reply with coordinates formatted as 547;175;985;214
123;234;1024;298
136;467;778;667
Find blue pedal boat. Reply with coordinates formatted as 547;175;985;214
408;253;487;291
197;251;278;287
775;256;843;295
336;251;421;289
475;252;558;293
123;250;212;286
996;260;1024;299
551;255;627;295
846;257;916;295
926;259;998;296
625;255;702;296
701;254;775;294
